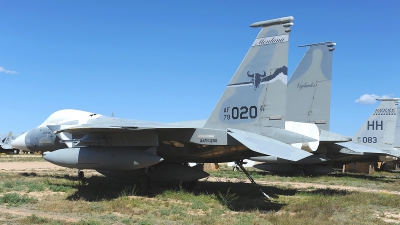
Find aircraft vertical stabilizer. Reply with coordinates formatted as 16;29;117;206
287;42;335;131
204;16;293;132
1;132;14;149
353;98;399;151
394;108;400;148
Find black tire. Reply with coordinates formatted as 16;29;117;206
233;166;238;172
380;162;388;171
78;170;84;179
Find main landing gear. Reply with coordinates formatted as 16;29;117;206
234;160;270;200
78;170;84;179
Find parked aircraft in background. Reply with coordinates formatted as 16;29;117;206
12;16;325;199
0;132;19;154
394;108;400;149
253;42;399;175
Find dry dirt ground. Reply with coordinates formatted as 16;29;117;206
205;177;400;196
1;162;62;171
0;160;103;223
3;161;400;195
1;160;400;224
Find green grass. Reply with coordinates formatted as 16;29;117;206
18;214;50;224
208;166;400;192
0;193;37;206
0;168;400;224
0;155;45;162
0;175;75;194
217;187;239;208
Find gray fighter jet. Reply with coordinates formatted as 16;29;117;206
12;16;319;199
254;42;400;175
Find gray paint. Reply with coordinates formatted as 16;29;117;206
353;99;399;151
43;147;163;170
287;42;334;130
204;17;293;131
395;108;400;148
256;99;400;174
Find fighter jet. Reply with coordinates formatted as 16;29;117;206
0;132;19;154
254;42;400;175
12;16;320;198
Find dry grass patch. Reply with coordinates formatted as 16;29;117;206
0;155;45;162
1;165;400;224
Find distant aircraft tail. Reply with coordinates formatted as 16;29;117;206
1;132;14;149
352;98;399;151
204;16;294;132
395;108;400;148
286;42;336;131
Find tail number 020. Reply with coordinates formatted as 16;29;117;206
231;106;257;119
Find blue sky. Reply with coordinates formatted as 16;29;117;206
1;0;400;136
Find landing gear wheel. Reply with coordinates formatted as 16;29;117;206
233;165;238;172
295;169;305;177
380;162;388;171
78;170;84;179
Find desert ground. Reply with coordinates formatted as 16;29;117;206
1;155;400;224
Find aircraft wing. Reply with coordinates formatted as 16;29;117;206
49;123;313;161
227;128;313;162
47;122;191;134
167;120;206;128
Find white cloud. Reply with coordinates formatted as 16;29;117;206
0;66;18;74
355;94;391;104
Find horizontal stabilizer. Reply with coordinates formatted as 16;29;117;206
336;142;387;155
262;126;318;144
381;149;400;157
250;154;328;164
319;129;351;143
227;129;312;162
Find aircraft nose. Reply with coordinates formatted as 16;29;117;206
11;133;29;151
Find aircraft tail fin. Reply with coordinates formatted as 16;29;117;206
353;98;399;151
286;42;336;131
395;108;400;148
204;16;294;132
1;132;14;149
